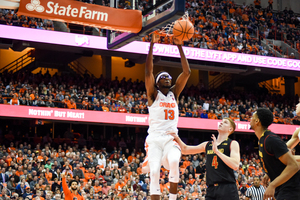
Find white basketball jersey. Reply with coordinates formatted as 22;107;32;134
148;90;179;135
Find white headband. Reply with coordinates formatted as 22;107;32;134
156;72;170;84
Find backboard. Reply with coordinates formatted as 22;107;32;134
107;0;185;49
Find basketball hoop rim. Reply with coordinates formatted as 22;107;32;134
151;11;190;38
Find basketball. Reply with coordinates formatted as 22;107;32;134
173;20;194;41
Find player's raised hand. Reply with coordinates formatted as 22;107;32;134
61;172;66;178
151;33;160;43
173;37;183;45
211;134;218;153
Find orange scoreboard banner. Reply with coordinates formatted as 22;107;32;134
18;0;142;33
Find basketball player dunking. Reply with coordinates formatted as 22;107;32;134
142;34;190;200
169;118;240;200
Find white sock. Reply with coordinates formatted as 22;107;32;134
169;193;177;200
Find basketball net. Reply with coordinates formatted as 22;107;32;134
153;11;189;37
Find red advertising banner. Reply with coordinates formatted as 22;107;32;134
0;105;298;135
18;0;142;33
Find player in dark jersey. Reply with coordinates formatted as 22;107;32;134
169;118;240;200
250;108;300;200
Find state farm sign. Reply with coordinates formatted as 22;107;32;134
18;0;142;33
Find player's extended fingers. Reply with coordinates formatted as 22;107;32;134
263;193;274;200
211;134;216;141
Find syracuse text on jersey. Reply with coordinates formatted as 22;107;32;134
159;102;176;108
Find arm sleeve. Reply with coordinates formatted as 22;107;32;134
265;135;289;159
62;177;70;197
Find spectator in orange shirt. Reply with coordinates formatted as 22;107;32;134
160;179;169;192
221;12;227;20
118;189;129;200
231;43;239;52
127;152;136;163
181;156;191;169
15;166;23;177
102;102;109;112
7;142;16;153
207;39;214;49
118;103;127;113
64;96;70;106
242;13;249;24
268;0;273;9
191;186;200;198
67;98;76;109
219;95;226;105
188;174;195;185
10;94;19;105
61;173;84;200
6;155;12;166
93;180;102;193
208;110;218;119
136;163;143;175
229;7;235;17
254;0;261;9
198;13;206;22
19;85;27;94
115;178;126;192
254;165;263;176
277;114;285;124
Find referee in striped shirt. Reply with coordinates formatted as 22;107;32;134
245;176;266;200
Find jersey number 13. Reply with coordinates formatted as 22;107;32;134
164;109;175;120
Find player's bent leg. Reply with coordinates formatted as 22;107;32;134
149;161;161;198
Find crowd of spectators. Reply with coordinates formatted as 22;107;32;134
0;127;282;200
0;70;300;126
143;0;300;58
1;0;300;58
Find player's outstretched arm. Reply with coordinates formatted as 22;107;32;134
286;127;300;149
264;151;300;200
168;132;207;154
172;39;191;99
145;35;159;105
211;135;240;170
